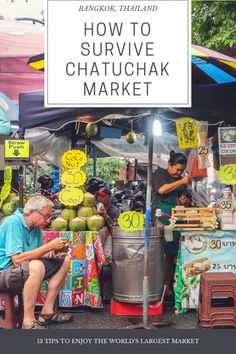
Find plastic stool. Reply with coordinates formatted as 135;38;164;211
0;292;23;329
198;272;236;328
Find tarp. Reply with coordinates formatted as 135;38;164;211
19;91;150;130
0;19;44;103
18;82;236;131
170;83;236;123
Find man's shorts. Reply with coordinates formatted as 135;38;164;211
0;258;64;292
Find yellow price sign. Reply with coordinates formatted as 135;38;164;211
219;164;236;184
175;118;198;149
61;169;87;187
61;150;87;169
118;211;144;232
5;140;30;158
4;166;12;183
59;188;84;206
0;183;11;208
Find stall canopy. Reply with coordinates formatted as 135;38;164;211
19;91;150;130
19;82;236;131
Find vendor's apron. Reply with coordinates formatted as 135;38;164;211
153;192;180;256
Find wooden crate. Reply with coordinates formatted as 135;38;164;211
170;207;218;231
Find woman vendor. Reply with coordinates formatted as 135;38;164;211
152;151;191;297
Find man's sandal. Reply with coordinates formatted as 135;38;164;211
38;311;73;325
22;321;48;330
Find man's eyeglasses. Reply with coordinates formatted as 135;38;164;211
36;210;52;222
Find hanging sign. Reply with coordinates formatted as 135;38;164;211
118;211;144;232
218;127;236;165
0;166;13;208
4;166;12;183
61;169;86;187
59;188;84;206
5;140;30;159
176;118;198;149
61;150;87;169
219;164;236;185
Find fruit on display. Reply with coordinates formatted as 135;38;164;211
10;196;20;212
61;208;77;221
69;217;87;232
51;217;68;231
5;192;17;203
1;202;13;216
125;131;137;144
87;215;105;231
82;192;96;207
85;123;98;137
77;206;94;219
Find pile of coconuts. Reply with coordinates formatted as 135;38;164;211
51;192;105;232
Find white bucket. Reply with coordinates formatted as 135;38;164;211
164;225;173;242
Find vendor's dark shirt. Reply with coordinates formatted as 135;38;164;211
152;167;186;207
107;204;120;221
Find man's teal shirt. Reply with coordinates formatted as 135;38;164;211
0;209;43;271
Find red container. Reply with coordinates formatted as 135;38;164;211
110;299;163;316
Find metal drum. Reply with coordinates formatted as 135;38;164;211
112;226;164;303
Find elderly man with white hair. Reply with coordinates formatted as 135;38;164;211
0;195;73;329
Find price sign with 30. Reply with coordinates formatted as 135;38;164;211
118;211;144;232
61;150;87;169
61;169;86;187
59;188;84;206
219;164;236;185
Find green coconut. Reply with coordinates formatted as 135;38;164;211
51;217;68;231
125;131;137;144
77;206;94;219
1;202;14;216
86;123;98;137
10;196;20;212
92;207;98;215
5;192;17;203
87;215;105;231
82;192;96;207
69;217;87;232
61;208;77;221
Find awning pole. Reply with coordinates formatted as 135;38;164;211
93;145;97;177
143;116;153;326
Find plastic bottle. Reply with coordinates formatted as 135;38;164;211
155;209;164;235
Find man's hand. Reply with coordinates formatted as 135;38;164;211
181;175;191;185
48;238;67;251
179;195;191;206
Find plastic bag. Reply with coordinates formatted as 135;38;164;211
186;149;207;178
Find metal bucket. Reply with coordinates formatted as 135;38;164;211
112;226;164;303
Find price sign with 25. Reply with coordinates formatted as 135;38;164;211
118;211;144;232
198;145;209;156
61;169;86;187
219;164;236;185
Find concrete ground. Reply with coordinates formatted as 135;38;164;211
49;303;199;329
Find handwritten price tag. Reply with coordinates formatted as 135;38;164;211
59;188;84;206
4;166;12;183
219;164;236;184
61;169;87;187
118;211;144;232
175;118;198;149
61;150;87;169
198;145;209;156
220;199;232;211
